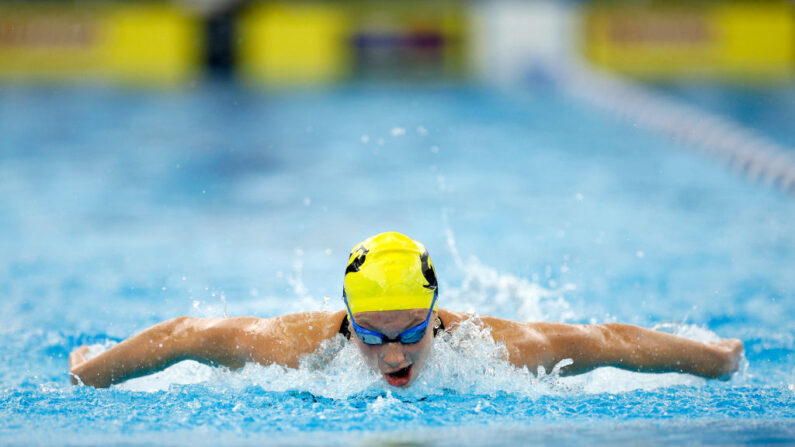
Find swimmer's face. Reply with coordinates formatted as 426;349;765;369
350;308;436;387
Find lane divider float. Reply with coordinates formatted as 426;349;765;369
563;68;795;195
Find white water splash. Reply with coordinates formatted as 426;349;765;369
367;391;403;413
444;257;576;323
443;227;576;322
189;287;231;318
405;316;569;398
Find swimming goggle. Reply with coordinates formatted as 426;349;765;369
343;289;439;345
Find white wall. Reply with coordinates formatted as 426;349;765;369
470;0;579;84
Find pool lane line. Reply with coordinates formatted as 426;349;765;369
562;69;795;195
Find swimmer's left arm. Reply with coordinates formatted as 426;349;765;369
479;317;743;379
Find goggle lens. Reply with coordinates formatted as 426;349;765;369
397;328;425;344
360;333;385;345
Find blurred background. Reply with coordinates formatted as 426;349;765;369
0;0;792;85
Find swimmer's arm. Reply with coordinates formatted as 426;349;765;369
69;311;346;388
69;317;252;388
495;321;743;379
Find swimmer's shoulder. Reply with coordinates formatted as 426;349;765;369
214;310;347;344
265;310;348;340
437;309;539;337
221;310;347;368
437;309;472;331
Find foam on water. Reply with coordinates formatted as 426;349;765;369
441;226;577;322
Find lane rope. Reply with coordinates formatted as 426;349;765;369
562;69;795;195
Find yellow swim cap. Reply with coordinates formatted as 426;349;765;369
343;232;438;315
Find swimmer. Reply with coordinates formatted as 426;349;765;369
69;232;744;388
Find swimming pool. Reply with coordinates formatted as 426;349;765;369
0;82;793;445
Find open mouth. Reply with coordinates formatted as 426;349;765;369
384;365;413;387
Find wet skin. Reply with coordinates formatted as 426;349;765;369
349;308;436;387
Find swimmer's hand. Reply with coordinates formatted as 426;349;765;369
711;338;744;380
68;346;92;385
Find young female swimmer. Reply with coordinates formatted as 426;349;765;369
69;232;744;388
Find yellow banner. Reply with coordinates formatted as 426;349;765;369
238;3;350;85
237;1;468;85
0;3;200;84
584;2;794;80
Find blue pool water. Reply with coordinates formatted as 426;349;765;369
0;83;793;445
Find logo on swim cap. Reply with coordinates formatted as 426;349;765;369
343;232;438;315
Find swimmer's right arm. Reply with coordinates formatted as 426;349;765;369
439;311;743;380
69;311;346;388
494;320;744;380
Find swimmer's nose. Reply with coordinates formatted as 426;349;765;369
381;342;406;367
